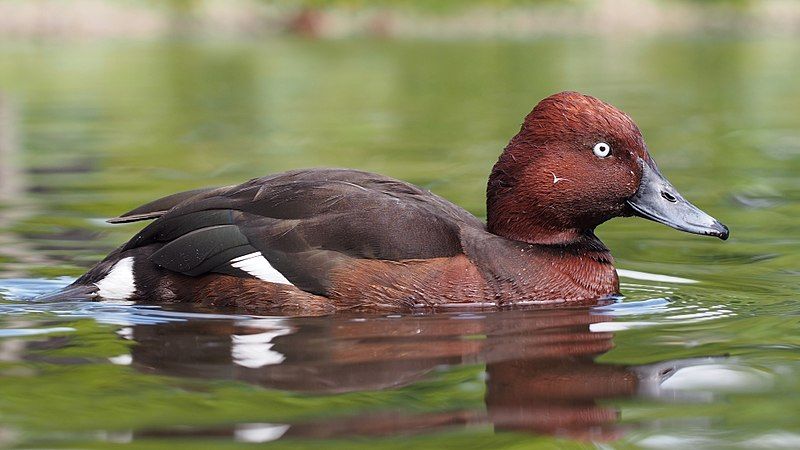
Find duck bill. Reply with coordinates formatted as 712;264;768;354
627;160;729;240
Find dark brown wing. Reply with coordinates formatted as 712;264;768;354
107;187;226;223
119;169;485;296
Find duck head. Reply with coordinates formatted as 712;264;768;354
487;91;729;245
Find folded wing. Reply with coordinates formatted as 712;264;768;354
116;169;483;296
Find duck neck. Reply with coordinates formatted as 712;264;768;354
489;217;610;256
487;212;586;246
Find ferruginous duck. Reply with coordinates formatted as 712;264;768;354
45;91;729;313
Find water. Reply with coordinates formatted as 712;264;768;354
0;37;799;448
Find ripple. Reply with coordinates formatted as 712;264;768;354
731;192;785;209
0;326;75;338
0;277;253;326
589;321;660;332
741;432;800;449
0;278;73;300
593;297;672;316
618;269;698;284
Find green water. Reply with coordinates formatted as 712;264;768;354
0;37;799;448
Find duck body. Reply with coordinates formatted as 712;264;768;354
69;168;617;314
50;92;728;313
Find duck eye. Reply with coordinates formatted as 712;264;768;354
593;142;612;158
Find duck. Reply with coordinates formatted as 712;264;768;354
45;91;729;314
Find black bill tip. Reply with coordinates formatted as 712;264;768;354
711;220;730;240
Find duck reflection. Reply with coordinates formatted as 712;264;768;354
122;306;709;441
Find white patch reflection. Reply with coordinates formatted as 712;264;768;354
234;423;290;443
108;354;133;366
231;319;294;369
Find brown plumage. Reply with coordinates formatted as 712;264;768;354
45;91;729;313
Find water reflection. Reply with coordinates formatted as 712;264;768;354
112;306;718;442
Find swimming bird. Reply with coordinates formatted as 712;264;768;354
45;92;729;314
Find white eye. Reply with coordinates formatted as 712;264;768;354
593;142;611;158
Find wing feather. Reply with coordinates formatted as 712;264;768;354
107;187;222;223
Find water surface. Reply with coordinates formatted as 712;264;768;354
0;37;799;448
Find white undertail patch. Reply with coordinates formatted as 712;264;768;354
94;257;136;300
230;252;293;285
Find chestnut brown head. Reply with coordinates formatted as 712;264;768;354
487;91;728;245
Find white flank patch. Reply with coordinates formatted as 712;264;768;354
94;257;136;300
230;252;293;285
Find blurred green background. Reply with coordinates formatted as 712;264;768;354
1;1;800;449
